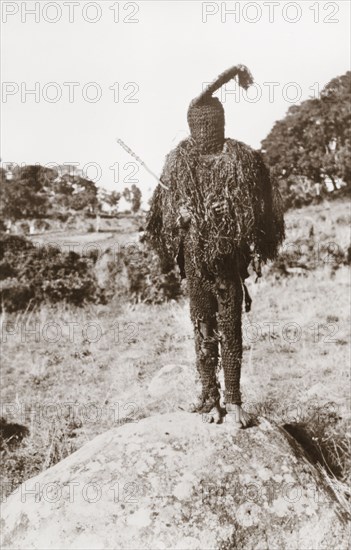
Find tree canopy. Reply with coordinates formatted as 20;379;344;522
261;71;351;207
0;163;143;222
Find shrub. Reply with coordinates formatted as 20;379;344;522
18;222;30;235
53;212;69;222
35;219;51;232
0;234;99;311
121;245;183;303
0;234;185;311
94;242;184;305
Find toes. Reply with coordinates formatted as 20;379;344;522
241;413;251;428
239;409;251;428
225;405;251;429
202;407;222;424
225;411;250;428
225;410;240;425
212;412;221;424
225;415;242;427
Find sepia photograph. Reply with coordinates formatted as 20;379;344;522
0;1;350;548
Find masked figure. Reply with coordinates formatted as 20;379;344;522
145;65;285;426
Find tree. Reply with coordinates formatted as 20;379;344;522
261;71;351;206
320;72;351;187
123;187;131;202
70;177;98;213
130;184;142;213
105;191;121;214
53;173;75;209
122;185;142;213
0;163;101;221
0;165;55;220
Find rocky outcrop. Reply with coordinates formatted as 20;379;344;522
1;413;348;550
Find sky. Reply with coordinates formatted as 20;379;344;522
1;0;350;203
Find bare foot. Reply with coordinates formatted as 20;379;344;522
189;394;205;413
202;403;222;424
225;404;250;428
189;391;223;424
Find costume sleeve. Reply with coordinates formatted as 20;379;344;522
255;152;285;261
144;185;174;273
144;153;181;274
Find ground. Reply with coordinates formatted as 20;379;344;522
1;200;350;513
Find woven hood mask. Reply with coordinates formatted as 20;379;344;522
187;65;254;154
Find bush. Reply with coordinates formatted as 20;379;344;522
19;222;30;235
0;234;185;311
53;212;69;222
35;219;51;232
121;245;183;303
94;242;184;305
0;234;99;311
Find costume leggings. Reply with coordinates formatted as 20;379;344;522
184;253;244;405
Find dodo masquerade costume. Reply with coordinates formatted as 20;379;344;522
145;65;285;425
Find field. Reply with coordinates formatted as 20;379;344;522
1;200;350;510
26;215;141;254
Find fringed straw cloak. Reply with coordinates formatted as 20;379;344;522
146;137;284;278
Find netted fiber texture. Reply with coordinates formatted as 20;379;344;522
187;97;225;154
146;137;285;279
184;244;244;406
215;267;243;405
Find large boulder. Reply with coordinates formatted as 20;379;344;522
1;413;348;550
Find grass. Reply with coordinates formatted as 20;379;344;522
1;200;350;515
0;299;193;497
